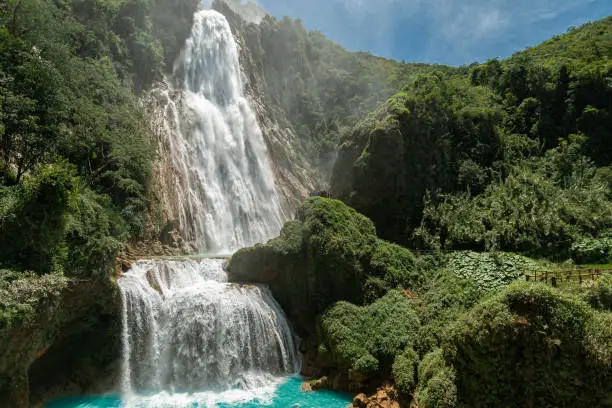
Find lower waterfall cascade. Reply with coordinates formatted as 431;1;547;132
118;259;298;397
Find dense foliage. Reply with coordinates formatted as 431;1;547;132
444;283;611;407
318;290;420;375
331;17;612;261
232;197;612;406
0;0;199;278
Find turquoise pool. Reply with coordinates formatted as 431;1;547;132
46;377;352;408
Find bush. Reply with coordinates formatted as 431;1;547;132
319;290;420;374
571;236;612;264
421;251;538;328
392;347;419;396
418;349;447;386
584;311;612;366
64;187;128;279
584;273;612;311
370;239;419;289
418;367;457;408
0;164;77;273
0;271;68;330
445;282;610;407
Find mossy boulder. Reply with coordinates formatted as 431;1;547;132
443;282;612;408
228;197;419;334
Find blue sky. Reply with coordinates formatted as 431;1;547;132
254;0;612;66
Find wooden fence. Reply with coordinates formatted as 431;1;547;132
525;268;612;286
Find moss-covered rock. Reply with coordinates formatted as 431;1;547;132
0;272;119;407
444;282;612;408
318;291;419;373
228;197;418;334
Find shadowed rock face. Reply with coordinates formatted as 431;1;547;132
0;277;119;408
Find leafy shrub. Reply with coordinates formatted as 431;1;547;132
584;311;612;366
318;290;420;374
418;367;457;408
0;164;77;273
392;347;419;396
445;282;611;407
418;349;446;386
416;349;457;408
0;271;68;330
363;276;388;304
354;353;379;374
64;187;128;279
571;236;612;264
584;273;612;311
370;239;419;289
421;251;538;327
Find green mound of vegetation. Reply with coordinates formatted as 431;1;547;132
444;282;612;407
229;197;421;334
331;16;612;261
318;290;420;375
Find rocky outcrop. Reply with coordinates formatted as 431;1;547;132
0;275;119;408
352;384;402;408
228;197;381;334
228;197;421;334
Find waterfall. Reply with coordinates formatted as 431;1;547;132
158;9;282;254
117;9;298;402
119;259;298;396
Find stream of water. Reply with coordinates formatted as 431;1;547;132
48;8;350;408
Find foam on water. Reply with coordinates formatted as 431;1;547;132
46;377;352;408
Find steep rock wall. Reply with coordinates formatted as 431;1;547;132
0;276;119;408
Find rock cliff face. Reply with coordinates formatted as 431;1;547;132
147;2;319;251
0;276;119;408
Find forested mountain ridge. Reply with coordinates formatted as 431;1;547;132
332;15;612;261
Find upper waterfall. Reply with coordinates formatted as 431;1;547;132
159;9;282;254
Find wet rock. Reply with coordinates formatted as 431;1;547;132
352;384;401;408
353;393;368;408
310;376;330;390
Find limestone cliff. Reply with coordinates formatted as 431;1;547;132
0;275;119;408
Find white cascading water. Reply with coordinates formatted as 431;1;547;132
158;9;282;254
119;259;298;396
118;9;297;406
